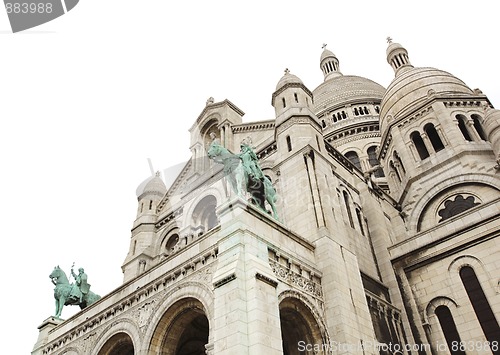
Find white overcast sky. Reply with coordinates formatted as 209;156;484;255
0;1;498;353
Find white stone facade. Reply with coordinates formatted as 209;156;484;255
33;41;500;355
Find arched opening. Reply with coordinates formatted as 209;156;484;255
280;297;325;355
164;233;180;256
286;135;292;152
367;146;384;177
471;114;487;140
394;151;406;174
424;123;445;152
150;298;209;355
435;306;465;355
344;151;361;170
342;190;354;228
437;194;480;222
459;266;500;346
97;332;134;355
456;115;473;141
192;195;218;234
410;131;429;160
390;160;401;182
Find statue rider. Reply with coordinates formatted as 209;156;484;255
239;143;264;180
71;267;90;303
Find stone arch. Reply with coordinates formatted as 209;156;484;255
154;225;180;256
425;296;463;355
278;290;329;355
425;296;459;322
416;183;485;231
59;348;80;355
144;281;214;355
91;318;140;355
448;255;497;294
182;188;224;234
407;174;500;233
198;116;220;143
191;195;218;233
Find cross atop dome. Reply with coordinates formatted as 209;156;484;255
322;43;327;49
386;36;393;44
284;68;290;75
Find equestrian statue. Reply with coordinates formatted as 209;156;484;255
49;265;101;318
207;135;278;220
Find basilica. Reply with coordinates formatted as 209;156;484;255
33;40;500;355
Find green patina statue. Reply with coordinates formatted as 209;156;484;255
49;265;101;318
207;137;278;220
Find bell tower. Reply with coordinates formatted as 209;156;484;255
378;39;499;231
272;69;323;157
122;172;166;283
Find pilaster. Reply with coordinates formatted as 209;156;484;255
212;198;283;354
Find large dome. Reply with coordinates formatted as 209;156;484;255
379;66;474;131
313;75;386;115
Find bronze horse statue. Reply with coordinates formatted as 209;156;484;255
207;142;278;219
49;266;101;318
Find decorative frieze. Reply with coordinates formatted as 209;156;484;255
269;259;323;299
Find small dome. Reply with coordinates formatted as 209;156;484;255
386;41;405;61
136;173;167;197
313;75;386;114
379;67;474;132
320;48;337;62
275;69;303;90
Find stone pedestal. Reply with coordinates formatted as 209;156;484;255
32;316;64;355
212;197;283;354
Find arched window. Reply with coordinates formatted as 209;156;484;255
282;97;286;108
343;191;354;228
355;208;365;236
424;123;445;152
165;233;180;256
367;146;384;177
192;195;218;233
394;151;406;174
459;266;500;345
286;135;292;152
345;151;362;170
294;93;299;103
456;115;473;141
471;114;487;140
390;161;401;182
435;306;465;355
354;107;359;116
410;131;430;160
438;194;480;222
